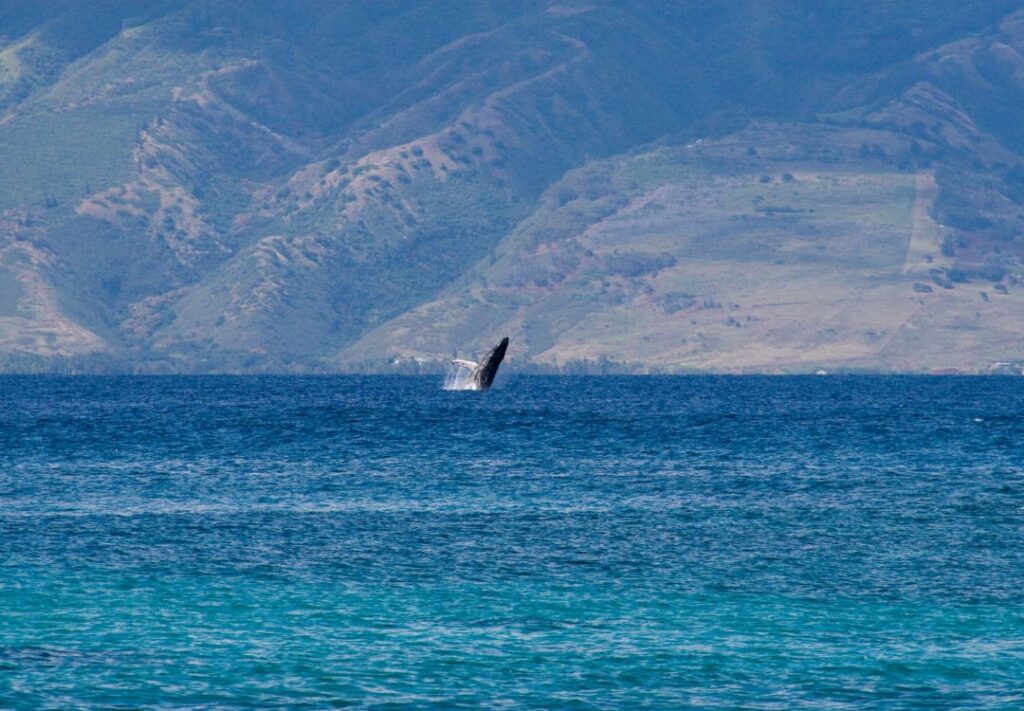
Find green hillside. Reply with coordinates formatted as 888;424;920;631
1;1;1023;372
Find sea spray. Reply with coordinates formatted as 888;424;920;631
443;364;479;390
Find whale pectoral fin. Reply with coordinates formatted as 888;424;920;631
451;359;479;371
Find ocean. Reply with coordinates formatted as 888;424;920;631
2;375;1023;708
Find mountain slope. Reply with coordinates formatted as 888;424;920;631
341;122;1023;373
344;9;1024;373
1;1;1022;372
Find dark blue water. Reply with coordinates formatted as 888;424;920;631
2;375;1023;708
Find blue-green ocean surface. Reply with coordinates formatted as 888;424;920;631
2;375;1023;708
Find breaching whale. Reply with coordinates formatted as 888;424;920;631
451;337;509;391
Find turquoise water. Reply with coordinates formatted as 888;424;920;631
2;375;1023;708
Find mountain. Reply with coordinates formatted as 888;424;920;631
1;0;1023;373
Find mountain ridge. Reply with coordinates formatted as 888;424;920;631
2;1;1023;373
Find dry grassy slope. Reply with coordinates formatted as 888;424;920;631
2;2;1024;372
135;5;724;367
1;2;719;370
0;35;311;362
338;121;1024;373
0;237;108;357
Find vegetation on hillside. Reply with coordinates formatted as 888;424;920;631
1;1;1023;372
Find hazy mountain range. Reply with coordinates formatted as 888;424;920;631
2;0;1024;373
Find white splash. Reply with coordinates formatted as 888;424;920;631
443;365;479;391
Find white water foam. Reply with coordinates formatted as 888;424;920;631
443;365;479;391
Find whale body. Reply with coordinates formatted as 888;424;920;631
451;337;509;390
